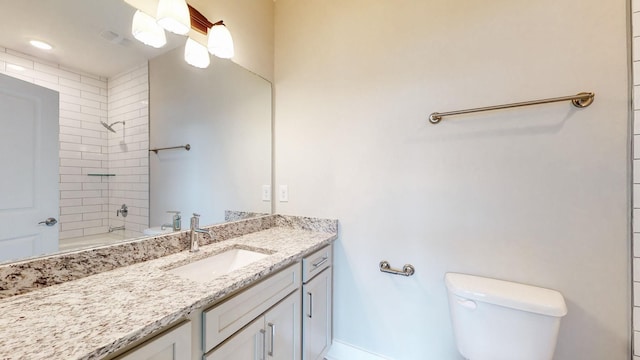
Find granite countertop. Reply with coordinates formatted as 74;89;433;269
0;225;337;359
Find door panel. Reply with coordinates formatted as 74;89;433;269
205;317;264;360
303;269;332;360
117;322;191;360
0;73;59;262
265;289;301;360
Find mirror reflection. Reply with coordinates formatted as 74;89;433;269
0;0;272;264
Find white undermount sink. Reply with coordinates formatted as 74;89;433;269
167;248;269;283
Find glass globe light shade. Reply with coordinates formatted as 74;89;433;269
132;10;166;48
156;0;191;35
207;24;234;59
184;38;210;68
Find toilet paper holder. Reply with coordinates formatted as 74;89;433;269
379;261;415;276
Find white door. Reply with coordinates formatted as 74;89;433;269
0;73;59;263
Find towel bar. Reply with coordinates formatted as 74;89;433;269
428;92;595;124
379;261;415;276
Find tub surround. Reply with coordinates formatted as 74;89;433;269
0;214;336;299
0;214;337;359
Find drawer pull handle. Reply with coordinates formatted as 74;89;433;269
307;292;313;318
312;257;328;268
267;322;275;357
259;329;266;360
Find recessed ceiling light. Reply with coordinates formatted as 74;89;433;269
29;40;53;50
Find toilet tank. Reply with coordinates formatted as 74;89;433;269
445;273;567;360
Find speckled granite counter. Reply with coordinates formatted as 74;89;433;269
0;216;337;359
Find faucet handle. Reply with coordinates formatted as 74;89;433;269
167;211;181;220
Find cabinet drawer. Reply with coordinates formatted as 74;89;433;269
302;245;332;283
203;262;301;352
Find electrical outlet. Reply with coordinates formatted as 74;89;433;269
262;185;271;201
279;185;289;202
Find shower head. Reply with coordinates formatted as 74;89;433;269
100;121;116;133
100;121;125;133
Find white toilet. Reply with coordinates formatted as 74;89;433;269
445;273;567;360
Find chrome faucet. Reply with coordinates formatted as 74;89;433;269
190;213;209;252
161;211;181;231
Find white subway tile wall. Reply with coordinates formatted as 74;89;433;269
107;64;149;238
634;0;640;355
0;47;149;241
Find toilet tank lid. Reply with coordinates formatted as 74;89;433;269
445;273;567;317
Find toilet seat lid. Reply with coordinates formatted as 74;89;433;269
445;272;567;317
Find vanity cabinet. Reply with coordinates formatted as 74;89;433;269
205;289;301;360
301;246;333;360
111;245;332;360
115;321;191;360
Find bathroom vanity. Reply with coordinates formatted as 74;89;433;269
0;215;336;360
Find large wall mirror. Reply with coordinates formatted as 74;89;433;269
0;0;272;264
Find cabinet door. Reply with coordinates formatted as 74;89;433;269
264;289;301;360
117;321;191;360
302;268;332;360
205;317;265;360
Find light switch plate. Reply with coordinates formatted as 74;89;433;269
279;185;289;202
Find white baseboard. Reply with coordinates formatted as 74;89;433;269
325;339;392;360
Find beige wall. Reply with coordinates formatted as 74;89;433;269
274;0;630;359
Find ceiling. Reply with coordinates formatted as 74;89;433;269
0;0;186;77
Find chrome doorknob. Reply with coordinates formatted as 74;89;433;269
38;218;57;226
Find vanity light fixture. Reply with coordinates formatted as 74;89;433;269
29;40;52;50
132;10;167;48
156;0;191;35
184;37;210;68
207;21;234;59
130;2;234;69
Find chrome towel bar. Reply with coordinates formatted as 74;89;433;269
379;261;415;277
149;144;191;154
428;92;595;124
